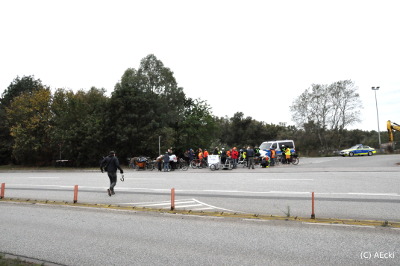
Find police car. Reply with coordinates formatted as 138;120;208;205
339;144;376;157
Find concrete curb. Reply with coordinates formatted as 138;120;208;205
2;197;399;228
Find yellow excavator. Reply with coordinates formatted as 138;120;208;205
387;120;400;145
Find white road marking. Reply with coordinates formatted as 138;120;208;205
177;204;204;208
257;179;314;181
191;199;246;213
302;222;375;228
243;219;270;222
28;177;60;179
117;198;245;213
5;185;400;198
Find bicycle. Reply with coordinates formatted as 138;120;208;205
237;157;247;168
291;154;299;165
190;158;208;169
146;160;155;170
274;155;283;166
176;158;189;171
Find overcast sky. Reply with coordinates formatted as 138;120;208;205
1;0;399;132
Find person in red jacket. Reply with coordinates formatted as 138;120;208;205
231;147;239;169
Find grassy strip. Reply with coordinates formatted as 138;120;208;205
0;253;42;265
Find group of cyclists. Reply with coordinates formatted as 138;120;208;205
129;145;298;171
180;145;298;170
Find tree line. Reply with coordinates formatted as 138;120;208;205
0;55;395;167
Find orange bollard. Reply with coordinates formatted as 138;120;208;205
311;192;315;219
171;188;175;211
73;185;78;203
0;183;5;199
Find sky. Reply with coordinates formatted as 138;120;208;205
1;0;399;132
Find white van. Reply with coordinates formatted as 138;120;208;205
259;140;295;157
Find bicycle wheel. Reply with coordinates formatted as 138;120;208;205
210;164;216;171
291;157;299;165
147;162;154;170
228;161;233;170
180;163;188;171
190;160;197;169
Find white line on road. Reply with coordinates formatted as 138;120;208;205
117;198;245;213
243;219;270;222
118;199;193;205
177;204;204;208
257;179;314;181
191;199;246;213
191;207;214;211
302;222;375;228
28;177;60;179
5;185;400;198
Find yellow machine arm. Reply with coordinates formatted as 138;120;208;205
387;120;400;142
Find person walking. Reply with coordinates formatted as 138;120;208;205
246;146;255;169
100;151;124;196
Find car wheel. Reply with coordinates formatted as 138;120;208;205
368;151;372;156
349;152;354;157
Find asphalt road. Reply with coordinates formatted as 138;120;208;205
1;155;400;265
1;202;399;265
1;155;399;221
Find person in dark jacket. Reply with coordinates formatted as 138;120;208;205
100;151;124;196
163;152;170;172
246;146;255;169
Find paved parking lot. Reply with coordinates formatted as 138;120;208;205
1;155;400;221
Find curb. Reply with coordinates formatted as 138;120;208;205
2;197;400;228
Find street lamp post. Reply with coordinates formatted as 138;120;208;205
371;86;381;150
159;136;161;155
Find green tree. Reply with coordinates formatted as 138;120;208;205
108;54;187;158
6;89;52;165
0;75;47;164
51;87;108;166
177;98;217;151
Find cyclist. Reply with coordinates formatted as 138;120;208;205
197;148;204;168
